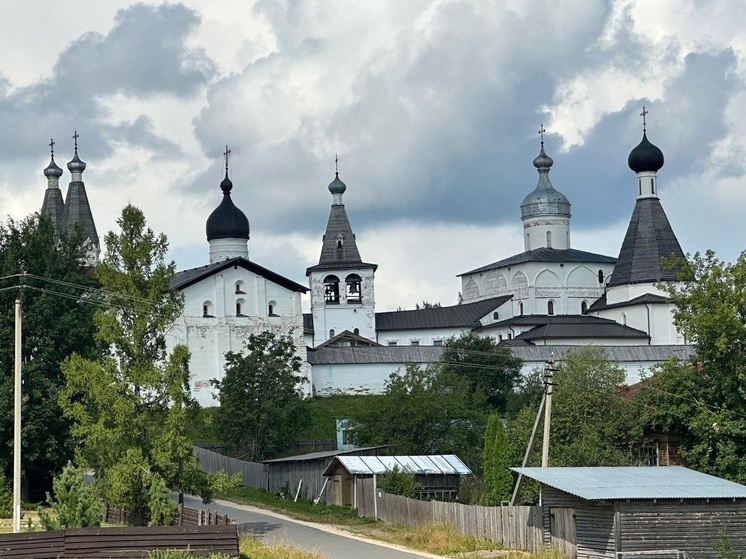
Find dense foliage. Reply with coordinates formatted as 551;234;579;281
377;465;420;498
212;331;309;461
60;205;224;525
39;462;103;530
0;213;99;499
483;414;512;505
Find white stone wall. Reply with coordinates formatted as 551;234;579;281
522;217;570;251
312;362;408;395
376;327;464;346
168;264;309;408
309;267;376;346
460;261;614;315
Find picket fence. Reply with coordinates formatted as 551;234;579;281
355;478;542;552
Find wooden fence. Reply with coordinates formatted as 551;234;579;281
0;525;238;559
193;445;267;489
356;478;542;552
104;503;232;526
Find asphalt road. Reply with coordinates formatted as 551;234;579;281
182;494;442;559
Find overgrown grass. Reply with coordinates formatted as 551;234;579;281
348;522;502;556
219;486;372;526
239;534;325;559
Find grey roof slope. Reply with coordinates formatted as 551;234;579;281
172;256;308;293
263;445;387;463
307;345;444;365
608;198;687;287
513;466;746;500
323;455;471;477
587;292;670;312
480;314;631;330
41;188;65;235
515;320;649;341
460;248;615;276
62;180;99;247
375;296;512;331
306;203;377;274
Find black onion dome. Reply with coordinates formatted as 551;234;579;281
44;157;63;179
328;173;347;195
628;132;664;173
206;175;250;241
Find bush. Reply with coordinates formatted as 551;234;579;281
0;476;12;518
378;466;420;498
38;462;103;530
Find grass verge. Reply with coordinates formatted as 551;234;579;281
346;522;502;557
218;486;372;526
239;534;325;559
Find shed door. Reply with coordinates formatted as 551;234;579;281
550;507;577;559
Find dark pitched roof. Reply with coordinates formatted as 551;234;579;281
62;181;99;246
608;198;686;287
375;296;512;331
306;204;377;274
41;187;65;235
587;292;670;312
478;314;649;340
515;321;649;341
317;330;382;348
460;248;615;276
172;257;308;293
307;345;444;365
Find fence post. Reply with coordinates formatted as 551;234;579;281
178;503;183;526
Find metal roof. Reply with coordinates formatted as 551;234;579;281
608;198;689;287
588;292;670;312
307;345;444;365
460;248;615;276
375;296;511;331
323;455;472;477
512;466;746;500
515;321;649;341
262;445;387;463
172;257;308;293
505;344;694;363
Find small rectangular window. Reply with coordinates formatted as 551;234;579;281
433;340;443;346
388;341;398;346
410;340;420;346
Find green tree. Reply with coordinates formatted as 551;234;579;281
440;332;523;412
483;415;512;505
211;331;309;461
0;213;99;499
38;461;103;530
378;465;420;498
351;364;486;471
60;205;216;525
639;250;746;483
549;347;636;466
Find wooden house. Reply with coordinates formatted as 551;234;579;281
514;466;746;559
322;455;472;507
263;446;387;504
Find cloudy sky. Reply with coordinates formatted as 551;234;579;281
1;0;744;310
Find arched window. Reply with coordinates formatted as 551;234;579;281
639;179;642;196
202;301;214;317
519;302;524;316
493;311;499;320
335;233;344;249
268;300;278;316
346;274;362;304
598;269;605;284
581;301;588;314
236;302;242;316
353;328;360;335
324;275;340;304
548;300;555;315
622;313;627;326
546;231;552;248
329;329;335;338
235;280;245;294
651;178;655;195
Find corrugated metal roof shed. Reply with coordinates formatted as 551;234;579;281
513;466;746;500
324;455;472;476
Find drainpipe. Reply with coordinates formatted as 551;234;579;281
645;303;652;345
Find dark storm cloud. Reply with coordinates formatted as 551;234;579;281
192;0;615;238
0;3;213;164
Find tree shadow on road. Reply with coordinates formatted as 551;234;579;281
237;521;284;536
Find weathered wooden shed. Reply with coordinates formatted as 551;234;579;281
322;455;472;507
263;446;387;504
514;466;746;559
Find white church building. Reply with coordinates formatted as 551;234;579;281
39;119;695;406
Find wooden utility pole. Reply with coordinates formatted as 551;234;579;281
509;392;546;506
541;357;557;467
13;266;24;533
